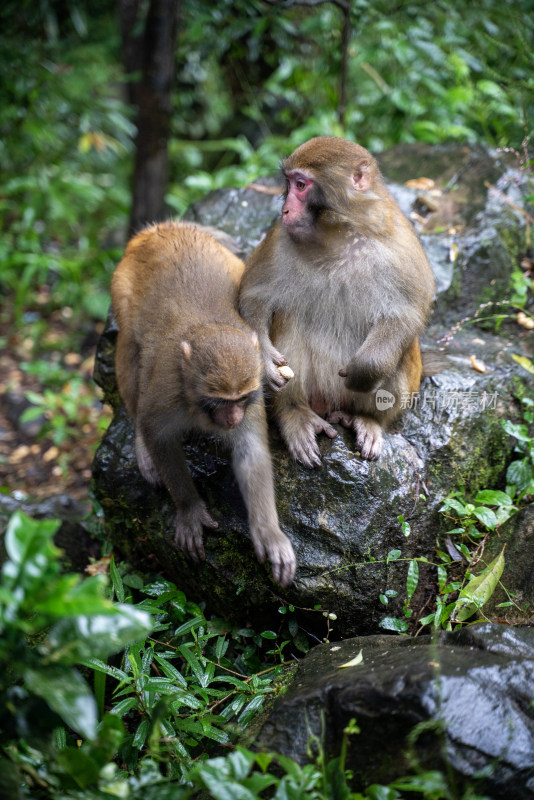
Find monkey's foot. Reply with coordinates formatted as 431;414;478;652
279;408;337;468
326;411;383;460
253;527;296;587
353;416;383;460
135;432;162;486
174;502;219;562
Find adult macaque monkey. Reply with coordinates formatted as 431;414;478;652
111;222;296;587
239;136;435;466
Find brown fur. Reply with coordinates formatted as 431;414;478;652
111;221;296;586
239;137;435;465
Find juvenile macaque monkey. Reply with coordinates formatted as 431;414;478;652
111;222;296;586
239;136;435;466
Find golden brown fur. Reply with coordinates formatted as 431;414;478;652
112;221;296;586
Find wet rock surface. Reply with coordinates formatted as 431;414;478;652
257;623;534;799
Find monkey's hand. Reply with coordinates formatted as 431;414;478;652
339;357;383;394
174;502;218;562
252;526;296;587
263;341;292;392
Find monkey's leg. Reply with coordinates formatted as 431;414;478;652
274;393;337;468
135;429;162;486
140;421;218;561
326;410;384;460
231;406;296;586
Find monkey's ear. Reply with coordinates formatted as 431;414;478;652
351;160;372;192
181;341;192;359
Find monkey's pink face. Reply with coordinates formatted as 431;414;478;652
281;170;316;239
199;394;256;431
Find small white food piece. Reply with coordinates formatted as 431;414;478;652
278;365;294;380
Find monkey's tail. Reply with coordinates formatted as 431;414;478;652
421;350;451;377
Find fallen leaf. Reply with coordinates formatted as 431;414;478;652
338;649;363;668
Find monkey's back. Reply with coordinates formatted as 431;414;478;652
112;222;245;339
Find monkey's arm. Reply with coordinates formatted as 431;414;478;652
139;416;218;561
231;403;296;586
239;292;290;391
340;315;422;393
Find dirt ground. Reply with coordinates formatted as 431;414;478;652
0;317;111;503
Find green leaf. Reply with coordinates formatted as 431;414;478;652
178;644;208;686
452;547;506;623
24;665;98;739
378;617;409;633
507;459;533;493
153;654;187;686
406;560;419;600
4;510;60;567
473;506;497;530
55;747;101;789
133;717;151;749
386;549;401;562
501;420;531;442
238;695;264;726
46;604;152;663
174;615;205;638
474;490;514;507
110;556;125;603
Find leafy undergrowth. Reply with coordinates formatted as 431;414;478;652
1;510;495;800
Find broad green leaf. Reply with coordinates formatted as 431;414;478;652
386;549;401;562
46;605;152;663
4;511;60;567
507;459;533;493
452;547;505;623
24;665;97;739
378;617;409;633
473;506;497;530
501;420;531;442
474;490;514;507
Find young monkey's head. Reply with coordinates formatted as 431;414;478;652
180;324;262;431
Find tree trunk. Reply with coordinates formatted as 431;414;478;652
119;0;179;235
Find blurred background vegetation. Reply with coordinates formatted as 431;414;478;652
1;0;532;337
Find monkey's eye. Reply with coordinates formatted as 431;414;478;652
295;179;307;191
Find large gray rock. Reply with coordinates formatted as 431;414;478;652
256;623;534;799
92;144;533;639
